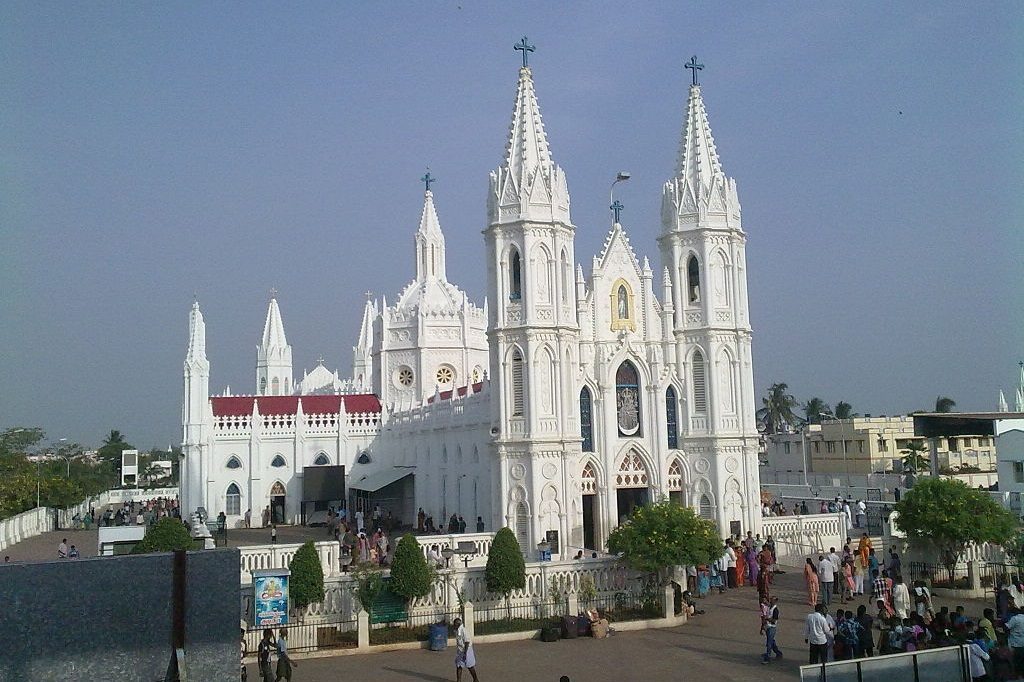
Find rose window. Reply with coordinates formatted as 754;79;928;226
436;365;455;386
397;367;414;387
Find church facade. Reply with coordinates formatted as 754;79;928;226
181;55;762;553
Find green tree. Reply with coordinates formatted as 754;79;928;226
352;563;385;618
388;533;433;603
935;396;957;413
607;500;721;583
485;527;526;618
97;429;134;483
132;517;194;554
901;440;929;473
833;401;856;419
803;397;832;425
894;477;1017;577
289;540;325;611
756;383;799;434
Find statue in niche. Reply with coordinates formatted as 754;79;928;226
617;285;629;320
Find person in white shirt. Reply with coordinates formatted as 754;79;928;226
804;604;830;664
725;541;738;588
453;617;479;682
842;502;853;532
57;539;68;559
892;575;912;619
817;554;834;606
968;628;991;680
855;499;867;529
828;548;843;599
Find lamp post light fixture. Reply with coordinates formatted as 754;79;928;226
609;171;631;208
441;546;455;569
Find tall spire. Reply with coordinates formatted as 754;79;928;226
415;187;447;282
185;300;207;365
675;82;724;191
488;43;570;226
999;390;1009;413
661;60;740;232
261;294;288;349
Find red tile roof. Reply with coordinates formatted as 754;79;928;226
427;382;485;404
211;394;381;416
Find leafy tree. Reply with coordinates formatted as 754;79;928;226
132;517;194;554
97;429;134;477
935;396;957;413
289;540;325;610
803;397;832;425
607;500;721;584
756;383;799;434
352;563;385;618
901;440;929;474
833;401;856;419
485;527;526;618
894;477;1017;577
388;533;433;603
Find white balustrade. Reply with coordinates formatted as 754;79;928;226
762;513;846;567
0;507;52;552
239;540;342;583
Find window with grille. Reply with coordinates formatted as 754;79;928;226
226;483;241;516
226;456;242;470
511;349;525;417
580;387;594;452
691;351;707;413
616;361;642;437
510;249;522;300
666;386;679;449
699;494;713;519
1015;462;1024;484
271;455;286;468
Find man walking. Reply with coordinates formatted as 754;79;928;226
817;553;834;606
725;540;738;589
453;617;480;682
828;547;843;598
805;604;830;664
275;628;296;681
257;629;274;681
762;596;782;664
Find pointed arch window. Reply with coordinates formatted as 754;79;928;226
271;377;280;395
270;455;286;468
615;361;642;437
580;387;594;452
313;453;330;465
666;386;679;449
691;351;707;413
226;483;241;515
687;255;701;304
509;249;522;301
260;377;267;394
226;456;242;470
699;494;713;519
560;250;570;305
511;348;525;417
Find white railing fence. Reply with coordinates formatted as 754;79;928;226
762;513;846;567
0;507;52;552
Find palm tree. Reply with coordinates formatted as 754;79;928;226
803;397;832;424
935;396;957;413
901;440;929;473
756;383;799;434
833;401;856;419
104;430;125;447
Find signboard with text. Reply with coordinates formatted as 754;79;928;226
253;569;290;627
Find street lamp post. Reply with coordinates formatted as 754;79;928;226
609;172;631;210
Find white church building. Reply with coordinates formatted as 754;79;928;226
181;52;762;553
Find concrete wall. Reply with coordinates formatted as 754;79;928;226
1;548;239;682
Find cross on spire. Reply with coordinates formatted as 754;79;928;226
610;199;624;223
270;286;278;298
421;170;435;192
317;354;325;365
514;36;535;68
364;290;373;300
685;55;704;86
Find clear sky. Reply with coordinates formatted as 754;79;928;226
2;2;1022;449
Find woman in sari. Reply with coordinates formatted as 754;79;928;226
805;557;819;606
858;533;872;567
747;544;759;589
736;541;746;587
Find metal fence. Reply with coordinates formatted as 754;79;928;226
587;590;663;622
906;562;970;588
799;644;970;682
245;617;359;655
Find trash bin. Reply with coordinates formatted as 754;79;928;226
428;622;448;651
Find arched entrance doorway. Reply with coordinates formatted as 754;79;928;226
270;481;286;524
615;452;650;523
580;462;599;550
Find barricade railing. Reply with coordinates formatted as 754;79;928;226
798;644;969;681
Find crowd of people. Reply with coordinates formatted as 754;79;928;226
70;496;180;529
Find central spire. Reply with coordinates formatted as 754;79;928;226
675;83;724;191
488;39;571;226
185;300;207;366
261;294;288;349
415;183;446;282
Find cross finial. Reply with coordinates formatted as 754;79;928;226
364;290;373;301
317;354;325;365
514;36;535;69
270;287;278;298
685;55;704;86
421;169;435;192
610;200;624;223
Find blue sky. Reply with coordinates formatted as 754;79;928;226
2;2;1022;448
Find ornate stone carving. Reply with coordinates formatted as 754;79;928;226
510;462;526;480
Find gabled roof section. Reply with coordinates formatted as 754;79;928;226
211;394;381;417
595;222;645;280
261;296;288;349
675;85;724;192
504;67;554;185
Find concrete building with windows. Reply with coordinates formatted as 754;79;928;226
763;416;998;479
180;50;762;551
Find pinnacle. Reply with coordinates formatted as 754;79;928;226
261;296;288;349
675;83;724;190
502;65;554;181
